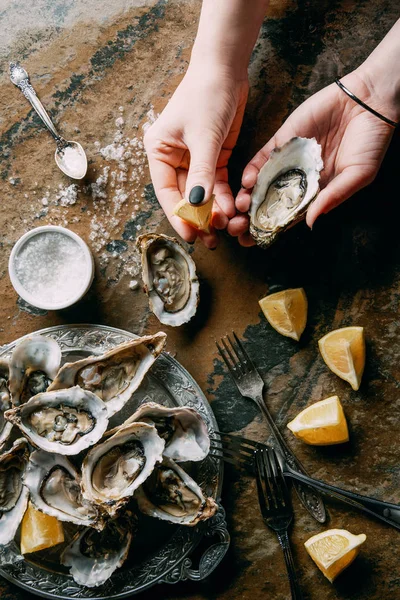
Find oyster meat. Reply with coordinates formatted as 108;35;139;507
5;386;109;455
9;335;62;405
48;333;166;417
138;234;199;327
0;439;29;546
81;422;165;517
111;402;210;462
0;360;13;448
249;137;323;247
24;450;100;528
135;457;217;526
61;511;136;587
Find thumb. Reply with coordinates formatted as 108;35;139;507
185;138;220;206
306;166;374;228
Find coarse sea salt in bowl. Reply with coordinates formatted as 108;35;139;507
9;226;94;311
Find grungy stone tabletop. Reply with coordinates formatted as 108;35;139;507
0;1;400;599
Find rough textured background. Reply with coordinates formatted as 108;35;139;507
1;0;400;599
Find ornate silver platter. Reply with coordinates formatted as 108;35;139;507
0;324;228;599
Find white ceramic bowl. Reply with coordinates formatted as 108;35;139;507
9;225;94;311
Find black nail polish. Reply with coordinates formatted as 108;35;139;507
209;246;217;251
189;185;205;205
187;241;195;245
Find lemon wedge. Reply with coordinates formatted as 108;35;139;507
20;502;64;554
173;195;214;233
318;326;365;390
287;396;349;445
305;529;366;582
259;288;307;341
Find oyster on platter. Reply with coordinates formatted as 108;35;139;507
9;335;61;406
137;234;199;327
249;137;323;248
48;333;166;417
5;386;109;455
81;422;165;517
23;450;100;528
135;457;217;526
0;360;13;448
61;511;137;588
111;401;210;462
0;438;30;546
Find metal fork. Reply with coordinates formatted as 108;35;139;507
210;432;400;531
216;333;326;523
255;446;303;599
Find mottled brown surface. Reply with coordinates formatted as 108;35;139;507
1;0;400;599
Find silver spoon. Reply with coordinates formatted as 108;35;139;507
9;62;88;180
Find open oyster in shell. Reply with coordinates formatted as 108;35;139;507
249;137;323;248
9;335;61;406
48;333;166;417
61;511;136;588
0;360;13;448
23;450;100;528
81;422;165;517
5;386;109;455
135;457;217;526
137;234;199;327
111;402;210;462
0;438;30;546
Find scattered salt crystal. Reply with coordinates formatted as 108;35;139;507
41;198;49;206
115;117;124;129
129;279;139;290
119;106;124;112
56;184;79;207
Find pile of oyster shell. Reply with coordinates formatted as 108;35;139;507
0;333;216;587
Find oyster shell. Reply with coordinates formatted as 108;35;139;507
23;450;100;528
249;137;323;247
5;386;109;455
81;422;165;517
48;333;166;417
9;335;62;406
0;439;29;546
135;457;217;526
61;511;136;587
137;234;199;327
110;402;210;462
0;360;13;448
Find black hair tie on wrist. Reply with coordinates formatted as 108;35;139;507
335;78;398;128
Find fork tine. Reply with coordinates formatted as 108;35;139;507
216;340;236;377
232;332;254;372
209;442;255;469
262;448;277;508
255;451;269;515
269;447;291;507
222;336;244;375
217;432;261;450
226;334;247;375
211;434;259;457
266;447;285;508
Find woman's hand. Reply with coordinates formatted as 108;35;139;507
232;69;397;246
144;65;249;248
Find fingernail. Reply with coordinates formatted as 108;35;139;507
209;246;217;251
189;185;205;205
187;241;195;245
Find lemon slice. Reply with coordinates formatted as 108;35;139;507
259;288;307;341
21;502;64;554
305;529;366;582
318;326;365;390
287;396;349;445
173;195;214;233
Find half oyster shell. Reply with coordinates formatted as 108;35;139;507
9;335;61;406
0;438;29;546
0;360;13;448
5;386;109;455
48;333;166;417
111;402;210;462
249;137;323;247
61;511;136;587
137;234;199;327
135;457;217;526
23;450;100;528
81;422;165;517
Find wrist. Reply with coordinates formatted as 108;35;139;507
190;39;250;82
354;61;400;123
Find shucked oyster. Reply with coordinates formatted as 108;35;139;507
81;422;165;517
0;360;13;448
48;333;166;417
24;450;100;528
5;386;109;455
111;402;210;462
9;335;61;406
0;438;29;546
61;511;136;588
137;234;199;327
249;137;323;247
135;457;217;526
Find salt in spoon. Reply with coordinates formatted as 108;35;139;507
9;62;87;180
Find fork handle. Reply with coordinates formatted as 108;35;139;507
254;395;327;524
276;530;303;600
